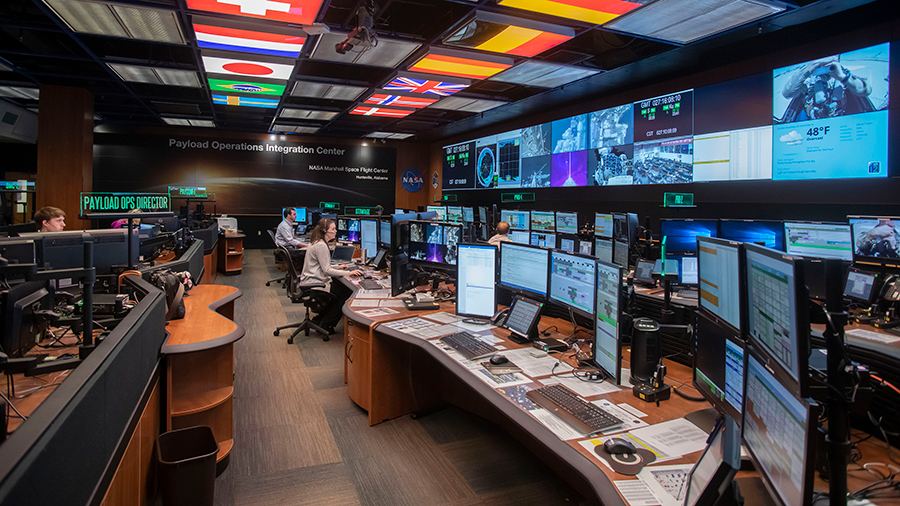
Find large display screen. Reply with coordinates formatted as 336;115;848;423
634;90;693;143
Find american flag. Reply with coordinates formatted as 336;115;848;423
350;106;414;117
384;77;467;96
365;94;436;108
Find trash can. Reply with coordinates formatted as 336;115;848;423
157;425;219;506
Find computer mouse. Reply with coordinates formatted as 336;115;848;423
602;438;636;455
489;354;509;365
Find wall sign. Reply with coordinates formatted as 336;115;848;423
663;192;694;207
320;202;341;210
401;168;424;193
501;192;535;203
80;192;170;215
169;186;208;198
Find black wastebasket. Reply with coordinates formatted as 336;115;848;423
156;425;219;506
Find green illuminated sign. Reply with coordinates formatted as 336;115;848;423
442;194;457;202
501;192;535;203
320;202;341;210
168;186;208;199
80;192;171;215
345;207;377;216
663;192;694;207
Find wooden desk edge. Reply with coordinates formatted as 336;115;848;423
161;286;245;355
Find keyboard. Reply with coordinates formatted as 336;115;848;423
440;331;498;361
677;289;698;299
358;279;382;290
525;384;623;435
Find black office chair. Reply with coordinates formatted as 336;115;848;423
265;230;288;288
273;246;335;343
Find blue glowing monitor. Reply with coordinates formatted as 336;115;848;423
660;219;718;254
720;220;784;251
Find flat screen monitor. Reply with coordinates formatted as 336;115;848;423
843;268;878;304
295;207;307;224
360;219;378;259
683;416;741;506
613;240;629;268
499;242;550;298
720;220;784;251
409;221;460;265
559;236;576;253
697;237;742;331
417;211;437;221
0;238;36;265
660;219;718;255
742;352;817;506
556;212;578;235
693;312;745;423
595;238;612;263
579;240;593;256
390;252;414;297
530;210;555;232
549;251;596;316
347;219;360;242
594;260;622;383
594;213;613;239
379;219;392;248
462;207;475;224
446;206;463;223
426;206;446;220
783;221;852;261
508;230;530;244
612;213;630;243
20;231;84;270
743;243;808;396
505;296;543;340
478;224;489;241
391;212;418;225
501;210;530;231
634;259;655;285
88;229;140;274
336;218;350;241
530;232;556;249
478;206;488;223
848;216;900;264
0;280;52;358
456;244;497;319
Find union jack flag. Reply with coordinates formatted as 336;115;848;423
365;93;436;108
384;76;467;96
350;106;414;117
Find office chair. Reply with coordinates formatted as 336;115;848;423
265;230;288;288
273;246;335;343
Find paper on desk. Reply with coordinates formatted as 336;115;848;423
637;464;694;506
539;375;621;397
614;480;662;506
356;308;399;318
350;299;380;307
381;317;441;338
421;311;461;324
593;399;648;433
618;403;648;418
414;323;463;339
531;408;586;441
355;289;390;298
502;348;574;378
378;299;405;307
473;367;531;389
846;328;900;344
627;418;709;461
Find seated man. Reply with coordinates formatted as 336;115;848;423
488;221;513;246
275;207;310;270
35;206;66;232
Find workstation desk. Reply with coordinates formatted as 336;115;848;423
337;273;899;506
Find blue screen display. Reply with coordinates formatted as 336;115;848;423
720;221;784;251
660;220;718;254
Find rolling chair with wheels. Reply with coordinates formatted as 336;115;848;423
273;246;335;343
265;229;288;288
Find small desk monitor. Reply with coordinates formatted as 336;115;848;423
508;230;530;244
504;296;543;343
530;232;555;249
462;207;475;224
783;221;852;261
1;280;53;358
549;251;596;316
456;243;497;320
530;210;555;232
720;219;784;251
478;206;488;223
379;219;392;248
336;218;350;241
594;260;623;383
595;238;612;263
446;206;463;223
390;252;414;297
848;215;900;264
843;268;878;304
693;312;745;424
360;219;378;259
594;213;613;239
613;240;629;268
295;207;307;224
556;212;578;235
579;240;593;256
347;218;360;242
501;210;530;231
426;206;446;220
559;236;576;253
697;237;742;331
683;416;741;506
499;242;550;298
660;219;718;255
633;259;655;286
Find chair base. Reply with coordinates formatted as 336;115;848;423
265;274;286;288
274;318;330;343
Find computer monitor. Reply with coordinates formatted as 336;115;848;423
379;219;392;248
612;240;628;268
504;295;543;343
633;259;655;286
558;236;576;253
530;232;556;248
446;206;463;223
593;260;623;384
20;231;85;270
556;212;578;235
87;229;140;274
683;416;741;506
295;207;307;224
693;312;745;423
549;251;596;316
391;211;418;224
417;211;437;221
499;242;550;298
426;206;446;220
477;224;489;241
501;210;530;231
742;351;818;506
594;213;613;239
462;207;475;224
595;238;612;263
783;221;853;261
478;206;488;224
843;267;878;304
360;219;378;259
456;244;497;320
697;237;742;331
659;219;718;255
720;220;784;251
848;215;900;264
530;211;555;232
407;221;462;266
0;238;36;265
390;252;414;297
579;240;593;256
508;230;530;244
743;243;809;397
679;256;699;285
336;218;350;241
348;219;361;242
612;213;629;243
0;280;53;358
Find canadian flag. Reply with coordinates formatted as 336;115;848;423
185;0;323;25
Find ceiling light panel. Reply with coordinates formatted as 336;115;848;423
311;33;420;68
111;5;185;44
443;11;574;57
213;94;279;108
44;0;127;37
490;60;598;87
162;117;190;125
193;23;306;58
497;0;646;25
44;0;186;43
0;86;41;100
350;106;414;118
189;119;216;127
273;124;319;133
428;96;505;112
280;108;338;120
388;133;414;139
366;131;393;138
291;81;366;100
108;63;160;83
155;68;200;87
408;48;513;80
185;0;324;24
605;0;784;44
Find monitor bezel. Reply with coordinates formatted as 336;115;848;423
455;243;498;320
659;218;720;255
782;220;853;261
692;311;746;426
500;209;531;231
592;259;622;384
633;258;656;286
529;231;557;249
848;215;900;267
697;236;745;334
406;219;463;269
843;266;879;304
555;211;579;235
720;219;785;252
529;210;557;233
499;241;550;299
503;295;544;340
548;249;598;318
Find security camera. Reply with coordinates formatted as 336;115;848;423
335;0;378;55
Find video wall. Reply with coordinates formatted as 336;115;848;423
443;42;890;189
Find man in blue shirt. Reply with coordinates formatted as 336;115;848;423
276;208;309;270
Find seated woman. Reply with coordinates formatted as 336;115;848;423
300;218;363;334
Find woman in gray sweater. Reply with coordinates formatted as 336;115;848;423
300;218;363;334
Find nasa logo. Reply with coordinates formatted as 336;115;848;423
401;168;424;193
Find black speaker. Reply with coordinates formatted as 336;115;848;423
630;317;660;385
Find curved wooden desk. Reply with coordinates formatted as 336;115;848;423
162;284;244;472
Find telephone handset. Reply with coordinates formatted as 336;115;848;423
881;275;900;302
491;308;509;327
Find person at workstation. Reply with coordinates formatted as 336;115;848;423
34;206;66;232
276;207;310;269
301;218;363;335
488;221;513;246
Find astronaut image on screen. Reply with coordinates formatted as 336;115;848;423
592;146;634;185
553;115;587;154
589;104;633;148
445;226;460;265
521;124;551;158
854;219;900;258
521;157;551;188
409;222;427;260
426;224;444;263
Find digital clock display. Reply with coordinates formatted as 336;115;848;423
633;89;693;143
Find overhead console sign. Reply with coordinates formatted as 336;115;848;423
81;192;171;215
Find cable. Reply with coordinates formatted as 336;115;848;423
0;389;27;421
873;375;900;397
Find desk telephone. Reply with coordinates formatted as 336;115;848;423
491;308;509;326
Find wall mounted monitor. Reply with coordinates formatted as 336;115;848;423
848;216;900;265
660;219;718;255
426;206;446;220
530;232;556;249
693;312;745;424
360;219;378;259
499;242;550;298
742;351;818;506
843;267;878;304
783;221;852;261
462;207;475;224
556;212;578;235
579;240;593;256
508;230;530;244
742;243;809;397
558;235;576;253
456;243;497;320
697;237;743;331
501;210;530;230
595;238;613;264
530;210;555;232
594;213;613;238
720;220;784;251
446;206;463;223
549;250;596;316
593;260;623;384
407;221;462;266
379;219;392;248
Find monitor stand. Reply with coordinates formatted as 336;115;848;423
684;407;721;434
507;325;539;345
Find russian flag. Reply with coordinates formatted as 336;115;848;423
194;24;306;58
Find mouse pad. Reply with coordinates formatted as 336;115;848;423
593;446;657;476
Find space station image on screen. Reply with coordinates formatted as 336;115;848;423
633;137;693;184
